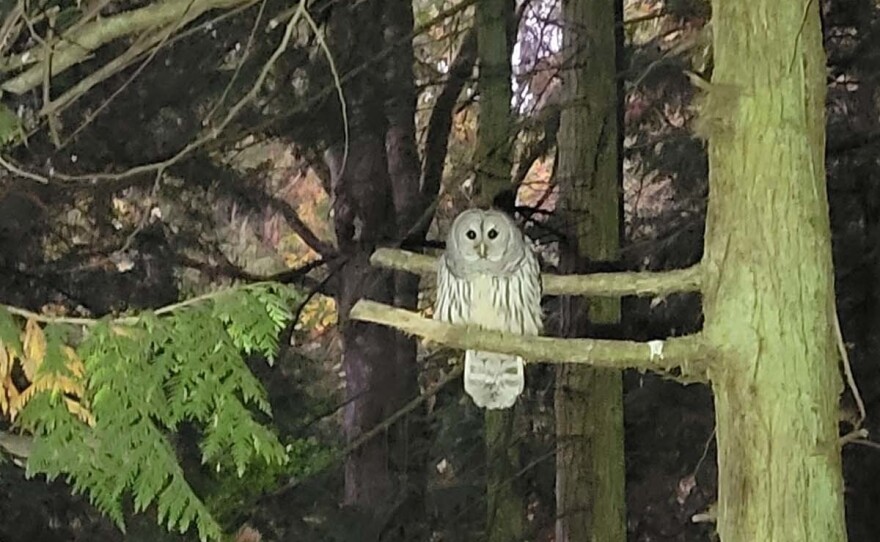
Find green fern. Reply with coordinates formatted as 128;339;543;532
12;283;303;541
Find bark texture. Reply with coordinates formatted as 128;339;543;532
475;0;515;203
325;3;424;538
382;3;428;536
703;1;847;540
554;0;626;540
474;2;523;540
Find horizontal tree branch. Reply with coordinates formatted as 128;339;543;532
350;300;710;379
369;248;703;297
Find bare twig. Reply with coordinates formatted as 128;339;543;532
0;0;306;185
201;0;268;126
301;6;349;183
0;154;48;183
0;263;321;327
3;0;250;94
2;0;477;186
262;363;464;501
833;306;866;427
51;0;200;145
850;437;880;450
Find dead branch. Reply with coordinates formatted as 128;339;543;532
420;27;477;202
369;248;703;297
350;300;710;378
2;0;254;95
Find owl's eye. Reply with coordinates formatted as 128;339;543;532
487;228;498;240
466;229;477;240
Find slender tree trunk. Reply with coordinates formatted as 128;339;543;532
382;2;428;537
475;0;515;203
555;0;626;540
703;1;847;540
474;1;523;541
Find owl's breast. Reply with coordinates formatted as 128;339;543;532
468;274;515;331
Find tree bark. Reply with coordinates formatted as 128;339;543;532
475;0;515;203
554;1;626;540
703;1;847;540
382;2;428;537
324;2;422;537
474;2;523;540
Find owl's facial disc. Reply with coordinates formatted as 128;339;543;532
481;215;514;262
447;209;523;270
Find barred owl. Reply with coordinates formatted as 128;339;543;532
435;209;543;409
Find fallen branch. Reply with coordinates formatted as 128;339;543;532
350;300;710;378
369;248;703;297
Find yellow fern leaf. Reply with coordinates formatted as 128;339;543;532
63;346;85;378
10;383;37;415
0;379;9;417
9;372;87;421
21;319;46;381
42;374;85;397
5;377;21;419
0;345;12;382
63;398;95;427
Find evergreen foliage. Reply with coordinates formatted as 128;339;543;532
1;283;302;541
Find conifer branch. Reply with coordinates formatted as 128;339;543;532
350;300;710;379
369;248;703;297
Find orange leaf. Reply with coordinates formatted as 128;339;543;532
21;319;46;381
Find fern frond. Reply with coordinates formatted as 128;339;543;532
9;283;304;541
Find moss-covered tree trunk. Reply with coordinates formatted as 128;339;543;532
703;1;847;540
554;0;625;540
475;0;515;203
474;1;522;540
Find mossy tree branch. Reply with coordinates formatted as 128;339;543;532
369;247;703;297
349;300;711;380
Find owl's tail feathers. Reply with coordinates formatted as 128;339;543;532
463;350;525;410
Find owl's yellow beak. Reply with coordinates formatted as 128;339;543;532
477;242;487;258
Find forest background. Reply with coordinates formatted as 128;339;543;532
0;0;875;541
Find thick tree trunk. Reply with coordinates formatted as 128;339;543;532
474;2;523;541
703;1;847;541
325;3;423;537
554;0;626;540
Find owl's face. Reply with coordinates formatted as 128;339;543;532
445;209;525;274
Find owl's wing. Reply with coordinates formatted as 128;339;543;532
434;253;469;324
507;240;543;335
